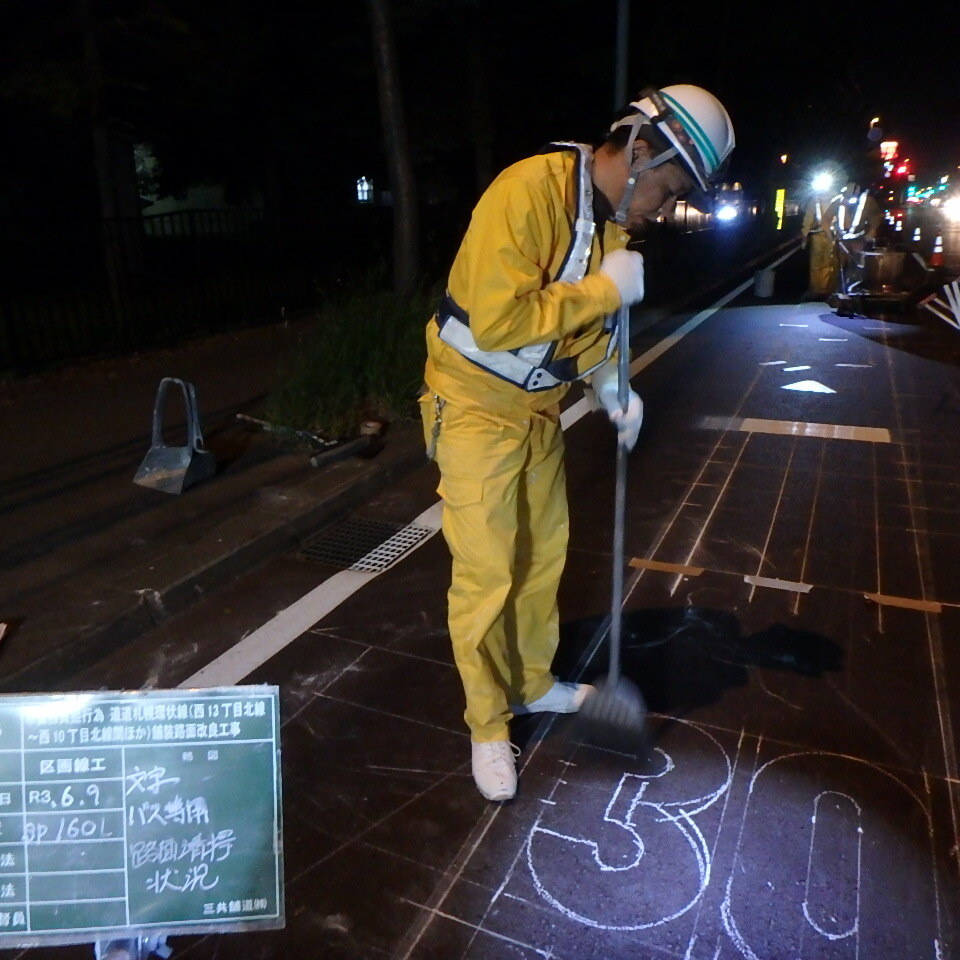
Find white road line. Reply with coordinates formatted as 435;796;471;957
180;504;442;687
186;255;795;689
698;415;892;441
744;574;812;594
180;570;377;688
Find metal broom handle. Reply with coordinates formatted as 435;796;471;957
609;304;630;685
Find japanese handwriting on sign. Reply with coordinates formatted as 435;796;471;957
125;765;180;796
146;862;218;894
128;796;210;828
130;829;236;869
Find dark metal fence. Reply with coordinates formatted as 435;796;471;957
0;203;781;372
0;205;392;371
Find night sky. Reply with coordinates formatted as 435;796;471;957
0;0;957;219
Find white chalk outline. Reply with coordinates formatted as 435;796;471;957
525;718;732;931
721;750;932;959
802;790;862;941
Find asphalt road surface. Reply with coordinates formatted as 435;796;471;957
5;242;960;959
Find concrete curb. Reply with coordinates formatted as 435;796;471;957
0;423;429;693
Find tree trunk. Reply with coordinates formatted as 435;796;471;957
80;0;145;320
466;19;495;196
367;0;419;295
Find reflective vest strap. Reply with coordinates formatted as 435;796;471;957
436;291;554;375
435;143;612;392
547;142;596;284
437;316;562;391
437;312;616;391
838;191;868;238
851;191;868;233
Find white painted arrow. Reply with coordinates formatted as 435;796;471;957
782;380;836;394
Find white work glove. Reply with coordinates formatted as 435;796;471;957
600;249;645;307
590;358;644;451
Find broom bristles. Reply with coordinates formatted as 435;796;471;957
573;676;647;754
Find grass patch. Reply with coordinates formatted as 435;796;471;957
264;272;438;439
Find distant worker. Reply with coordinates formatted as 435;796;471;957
420;85;735;801
800;171;840;299
829;181;882;245
828;181;883;294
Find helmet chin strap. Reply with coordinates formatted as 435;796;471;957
612;117;677;225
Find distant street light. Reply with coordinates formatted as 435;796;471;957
811;171;834;193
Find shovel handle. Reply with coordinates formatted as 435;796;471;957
151;378;206;453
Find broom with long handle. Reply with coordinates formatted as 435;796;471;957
575;304;647;750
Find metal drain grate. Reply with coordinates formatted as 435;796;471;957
296;517;433;572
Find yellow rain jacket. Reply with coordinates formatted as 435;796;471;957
422;147;629;743
424;148;628;415
801;194;839;297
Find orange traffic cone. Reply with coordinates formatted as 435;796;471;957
931;235;944;267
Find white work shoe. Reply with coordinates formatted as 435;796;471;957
471;740;519;801
513;680;595;715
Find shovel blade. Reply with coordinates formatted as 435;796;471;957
133;446;216;495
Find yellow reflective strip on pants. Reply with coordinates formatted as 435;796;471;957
421;398;568;742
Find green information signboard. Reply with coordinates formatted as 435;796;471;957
0;686;283;947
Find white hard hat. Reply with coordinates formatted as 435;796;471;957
612;84;735;211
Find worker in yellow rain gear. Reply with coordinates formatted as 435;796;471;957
421;85;735;801
801;171;841;299
827;181;884;295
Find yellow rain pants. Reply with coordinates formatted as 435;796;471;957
422;148;628;743
807;231;838;297
421;396;567;742
802;194;839;297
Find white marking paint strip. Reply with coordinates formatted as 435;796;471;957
779;323;808;327
782;365;811;372
180;503;443;687
819;337;848;342
181;570;375;687
738;419;890;443
744;575;812;594
559;395;591;430
187;250;798;688
836;363;872;368
759;360;786;366
628;264;772;377
699;416;891;443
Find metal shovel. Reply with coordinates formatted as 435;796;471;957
133;377;216;495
